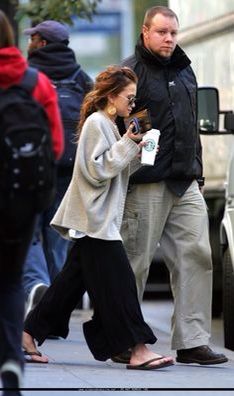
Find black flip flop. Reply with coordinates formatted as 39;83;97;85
126;356;174;370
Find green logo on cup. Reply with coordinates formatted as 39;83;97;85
145;139;156;152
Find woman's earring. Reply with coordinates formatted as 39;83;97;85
107;104;117;116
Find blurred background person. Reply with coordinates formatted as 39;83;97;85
22;20;93;316
0;10;63;393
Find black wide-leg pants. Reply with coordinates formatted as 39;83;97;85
79;237;156;360
25;236;156;361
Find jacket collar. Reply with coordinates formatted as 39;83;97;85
28;43;80;80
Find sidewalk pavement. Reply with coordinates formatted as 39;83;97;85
1;300;234;396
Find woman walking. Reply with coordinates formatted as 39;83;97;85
23;65;174;370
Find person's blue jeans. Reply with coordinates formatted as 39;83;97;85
23;172;72;298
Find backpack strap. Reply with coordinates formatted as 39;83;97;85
19;67;38;93
68;67;81;82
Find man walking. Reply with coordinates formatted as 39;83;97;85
120;5;227;365
23;20;93;315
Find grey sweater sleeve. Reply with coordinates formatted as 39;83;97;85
78;115;139;186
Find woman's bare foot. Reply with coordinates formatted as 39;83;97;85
129;344;174;369
23;331;49;363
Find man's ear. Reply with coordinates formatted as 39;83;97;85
142;25;149;40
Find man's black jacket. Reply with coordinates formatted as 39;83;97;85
122;35;202;196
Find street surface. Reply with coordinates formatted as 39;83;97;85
1;299;234;396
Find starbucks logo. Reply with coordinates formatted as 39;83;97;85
144;139;156;152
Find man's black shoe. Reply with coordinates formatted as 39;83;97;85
176;345;228;365
111;350;131;364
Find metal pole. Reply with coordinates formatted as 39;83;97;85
120;0;134;59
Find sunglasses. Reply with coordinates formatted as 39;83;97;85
118;94;137;106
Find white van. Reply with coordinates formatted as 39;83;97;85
198;86;234;350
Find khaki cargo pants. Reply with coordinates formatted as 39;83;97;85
121;180;212;350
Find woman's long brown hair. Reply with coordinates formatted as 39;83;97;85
77;65;137;137
0;10;14;48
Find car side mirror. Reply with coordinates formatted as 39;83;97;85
198;87;219;133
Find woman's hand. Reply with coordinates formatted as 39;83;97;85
124;123;147;155
124;123;160;158
124;123;146;144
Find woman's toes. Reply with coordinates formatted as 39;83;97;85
24;351;49;363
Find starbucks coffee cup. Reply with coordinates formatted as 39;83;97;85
141;129;160;165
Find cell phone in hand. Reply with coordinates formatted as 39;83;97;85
124;109;152;134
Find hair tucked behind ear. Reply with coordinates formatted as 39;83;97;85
77;65;137;138
0;10;14;48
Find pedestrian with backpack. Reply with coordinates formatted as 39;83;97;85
22;20;93;316
0;10;63;394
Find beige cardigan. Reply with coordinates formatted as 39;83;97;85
51;111;139;241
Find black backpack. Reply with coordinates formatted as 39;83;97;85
52;68;84;168
0;67;56;213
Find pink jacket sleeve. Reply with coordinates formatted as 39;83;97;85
32;71;64;160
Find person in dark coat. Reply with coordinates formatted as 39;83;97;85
119;5;227;365
0;11;63;393
22;20;93;317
